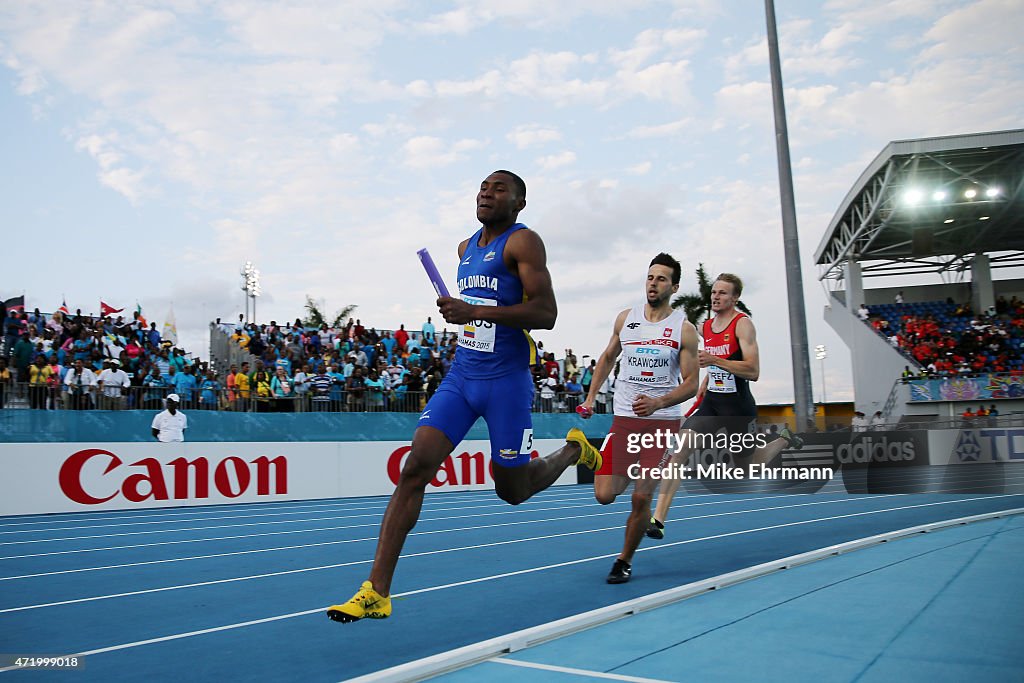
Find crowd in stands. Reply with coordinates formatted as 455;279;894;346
214;315;614;414
211;315;441;413
0;304;211;411
1;299;613;413
860;295;1024;378
961;404;1001;422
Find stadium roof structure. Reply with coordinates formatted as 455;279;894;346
815;129;1024;282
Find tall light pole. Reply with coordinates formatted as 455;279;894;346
242;261;261;324
815;344;827;408
240;262;251;323
765;0;815;430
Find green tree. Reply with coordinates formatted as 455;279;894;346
671;263;751;326
303;296;358;329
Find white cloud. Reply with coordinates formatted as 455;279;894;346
625;118;694;139
414;0;652;34
402;135;485;168
506;125;562;149
621;59;694;103
329;133;360;156
417;8;480;35
536;151;576;171
608;27;707;72
74;132;146;202
724;16;862;83
919;0;1023;60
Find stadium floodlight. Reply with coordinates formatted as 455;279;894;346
980;216;990;221
240;261;257;323
943;218;955;224
932;191;947;201
985;187;1001;198
903;189;923;205
241;261;262;322
964;188;978;199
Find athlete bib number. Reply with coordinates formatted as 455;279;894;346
622;344;673;386
706;365;737;393
457;295;497;353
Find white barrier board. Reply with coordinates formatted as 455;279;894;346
927;427;1024;465
0;439;577;516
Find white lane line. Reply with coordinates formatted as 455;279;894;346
0;492;848;560
0;498;628;560
4;466;1007;532
0;487;529;526
0;491;602;536
0;494;609;545
0;495;882;581
0;477;612;527
5;463;1018;528
490;658;677;683
0;485;606;530
0;496;1016;671
0;489;826;549
2;494;1013;614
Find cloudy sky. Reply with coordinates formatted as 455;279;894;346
2;0;1022;404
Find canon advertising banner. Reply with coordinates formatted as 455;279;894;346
0;440;577;516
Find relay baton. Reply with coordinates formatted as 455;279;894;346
417;248;450;298
576;405;593;418
684;392;703;417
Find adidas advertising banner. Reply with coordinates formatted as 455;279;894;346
0;440;577;516
830;430;928;468
673;429;929;496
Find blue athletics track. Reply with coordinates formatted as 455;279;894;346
1;467;1022;681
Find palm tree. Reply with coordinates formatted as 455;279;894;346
303;296;358;329
331;305;359;330
671;263;751;326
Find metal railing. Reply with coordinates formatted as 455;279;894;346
0;382;608;414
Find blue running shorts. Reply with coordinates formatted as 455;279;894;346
418;368;535;467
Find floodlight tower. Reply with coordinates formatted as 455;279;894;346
241;261;261;324
765;0;815;430
240;262;252;323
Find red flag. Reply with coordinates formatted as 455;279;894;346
100;301;124;317
3;295;24;313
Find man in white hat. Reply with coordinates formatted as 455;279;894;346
98;358;130;410
151;393;187;442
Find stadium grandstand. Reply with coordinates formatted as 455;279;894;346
816;128;1024;428
0;304;207;412
0;304;595;415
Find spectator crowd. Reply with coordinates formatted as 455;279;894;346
214;314;614;414
1;303;212;411
1;300;615;413
861;295;1024;378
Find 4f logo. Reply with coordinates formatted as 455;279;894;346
626;322;641;329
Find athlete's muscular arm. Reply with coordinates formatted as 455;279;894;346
697;317;760;381
578;309;628;417
436;229;557;330
632;321;699;416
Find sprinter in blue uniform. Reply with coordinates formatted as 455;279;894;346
328;170;603;622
